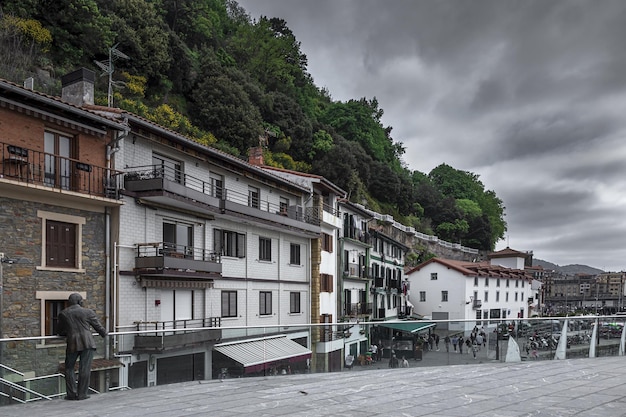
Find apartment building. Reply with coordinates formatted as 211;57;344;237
0;71;127;391
406;248;536;336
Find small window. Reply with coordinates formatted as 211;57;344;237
419;291;426;302
209;172;224;198
474;277;478;286
515;280;519;288
45;300;67;336
506;279;510;287
259;237;272;261
279;197;289;214
221;291;237;318
485;277;489;287
430;273;438;280
248;186;260;209
38;210;86;271
521;280;525;288
46;220;77;268
506;292;509;302
290;243;301;265
496;291;500;302
496;278;500;287
321;274;333;292
290;292;301;313
259;291;272;316
441;291;448;302
321;233;333;253
515;292;518;301
484;291;489;302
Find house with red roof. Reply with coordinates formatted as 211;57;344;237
405;247;539;335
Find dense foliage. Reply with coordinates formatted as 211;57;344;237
0;0;506;251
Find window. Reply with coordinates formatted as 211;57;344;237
163;221;193;257
214;229;246;258
221;291;237;318
474;277;478;286
496;278;500;287
515;280;519;288
209;172;224;198
441;291;448;302
290;292;301;313
45;300;67;336
489;308;501;319
496;291;500;302
476;310;482;326
419;291;426;302
38;210;85;271
321;233;333;253
484;291;489;302
259;237;271;261
153;153;182;183
506;279;510;287
259;291;272;316
279;197;289;214
485;277;489;287
515;292;518;301
44;131;72;189
36;290;85;342
506;292;509;302
431;273;438;280
248;186;260;209
321;274;333;292
521;280;525;288
161;290;193;321
290;243;301;265
46;220;76;268
521;293;524;301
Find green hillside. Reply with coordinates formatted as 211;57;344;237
0;0;506;254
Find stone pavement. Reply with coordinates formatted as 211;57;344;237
6;355;626;417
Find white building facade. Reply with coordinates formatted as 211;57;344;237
100;115;319;387
406;250;535;335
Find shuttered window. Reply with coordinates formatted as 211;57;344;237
46;220;76;268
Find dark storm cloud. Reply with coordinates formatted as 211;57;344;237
237;0;626;271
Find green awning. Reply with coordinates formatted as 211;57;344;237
378;321;436;334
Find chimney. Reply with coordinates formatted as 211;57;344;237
61;68;95;107
248;146;264;166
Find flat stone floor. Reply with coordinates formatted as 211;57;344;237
5;355;626;416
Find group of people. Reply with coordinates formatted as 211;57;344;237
447;327;486;358
388;354;409;368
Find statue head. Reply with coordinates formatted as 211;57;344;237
68;293;83;306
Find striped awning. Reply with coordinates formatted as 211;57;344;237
214;336;311;374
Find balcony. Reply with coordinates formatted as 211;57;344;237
0;141;122;199
124;165;320;235
346;302;373;317
473;299;482;309
131;318;222;353
134;242;222;281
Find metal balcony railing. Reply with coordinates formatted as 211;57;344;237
124;165;320;227
0;141;122;198
135;242;222;275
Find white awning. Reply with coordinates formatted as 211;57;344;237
214;336;312;374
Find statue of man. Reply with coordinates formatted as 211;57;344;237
57;293;107;400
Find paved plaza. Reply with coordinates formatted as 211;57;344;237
5;353;626;416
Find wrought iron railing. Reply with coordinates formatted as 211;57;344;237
0;141;122;198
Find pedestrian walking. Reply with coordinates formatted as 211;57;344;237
458;336;464;354
472;342;478;359
370;343;378;361
444;335;451;352
452;335;458;351
475;333;483;350
435;334;440;351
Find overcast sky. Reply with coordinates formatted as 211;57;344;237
237;0;626;272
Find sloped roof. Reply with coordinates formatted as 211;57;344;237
406;257;532;280
488;247;530;259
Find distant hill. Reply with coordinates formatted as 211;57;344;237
533;258;605;275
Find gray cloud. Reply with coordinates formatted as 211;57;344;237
238;0;626;271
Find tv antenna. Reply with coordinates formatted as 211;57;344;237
94;43;130;107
